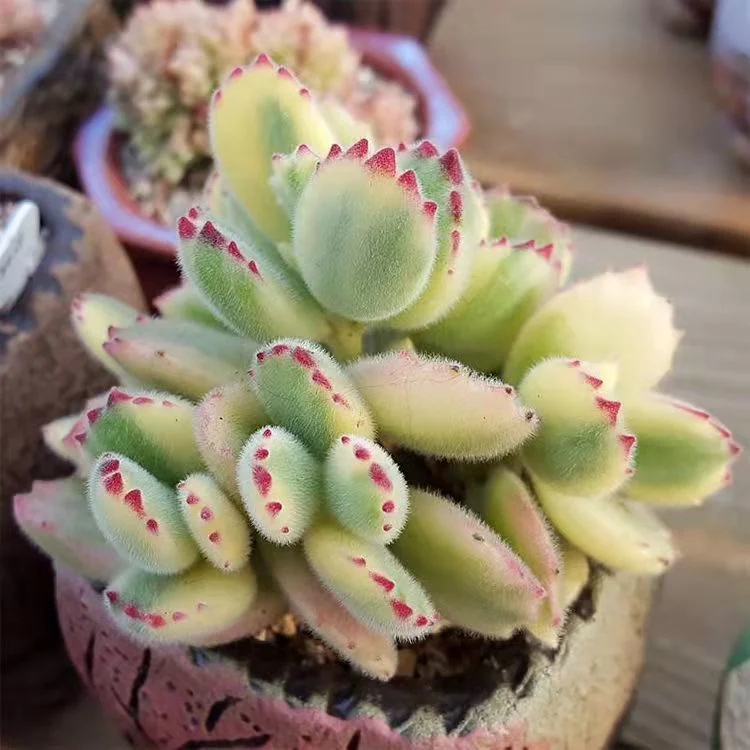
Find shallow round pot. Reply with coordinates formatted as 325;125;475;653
72;29;470;300
0;171;146;732
58;567;650;749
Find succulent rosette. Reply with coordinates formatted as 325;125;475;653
16;56;741;681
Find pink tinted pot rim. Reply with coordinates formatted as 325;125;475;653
72;29;470;263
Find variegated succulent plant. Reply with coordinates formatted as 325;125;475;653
15;56;741;681
110;0;417;191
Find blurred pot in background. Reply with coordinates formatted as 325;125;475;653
0;170;145;738
0;0;117;179
710;0;750;169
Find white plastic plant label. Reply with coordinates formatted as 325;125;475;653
0;200;44;313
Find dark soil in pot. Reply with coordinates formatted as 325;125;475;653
58;564;651;748
0;170;146;737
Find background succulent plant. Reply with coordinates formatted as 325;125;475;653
109;0;417;192
15;56;741;682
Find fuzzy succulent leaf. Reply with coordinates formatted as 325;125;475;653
384;144;488;330
203;172;288;268
504;268;681;394
317;96;374;146
325;435;409;544
261;542;397;680
528;538;589;648
152;284;229;331
103;319;256;402
485;189;572;284
56;393;111;476
623;394;740;504
104;561;257;645
71;293;143;380
192;564;286;647
89;453;199;574
193;380;268;498
392;489;546;637
84;388;204;487
269;144;320;219
13;477;122;581
518;359;636;497
293;144;437;322
472;467;562;643
250;340;374;457
42;413;84;466
176;473;252;572
533;477;676;575
237;426;323;544
177;210;331;342
415;239;560;372
349;351;537;460
304;522;437;640
209;55;335;242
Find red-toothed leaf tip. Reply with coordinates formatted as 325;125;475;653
397;170;419;199
397;142;407;152
299;87;310;98
277;66;294;80
439;149;463;185
422;201;438;220
515;239;535;250
199;220;226;248
712;422;732;439
177;216;197;240
212;90;222;104
595;397;621;426
450;230;460;256
728;442;742;457
364;148;397;177
188;207;200;220
449;190;462;222
327;144;343;160
229;66;243;80
296;144;312;156
619;434;636;456
345;138;369;160
416;140;439;158
535;243;554;261
254;53;272;67
583;374;604;389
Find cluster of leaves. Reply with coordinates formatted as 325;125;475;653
15;56;740;681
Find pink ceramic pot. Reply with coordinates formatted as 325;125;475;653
57;566;651;749
72;30;469;302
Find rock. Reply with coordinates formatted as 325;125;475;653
0;170;145;733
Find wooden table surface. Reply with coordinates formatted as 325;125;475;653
429;0;750;255
6;224;748;749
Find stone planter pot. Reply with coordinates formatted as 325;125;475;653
0;0;118;178
72;29;469;303
57;566;651;749
0;171;146;734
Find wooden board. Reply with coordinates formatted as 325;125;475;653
5;224;748;749
429;0;750;255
